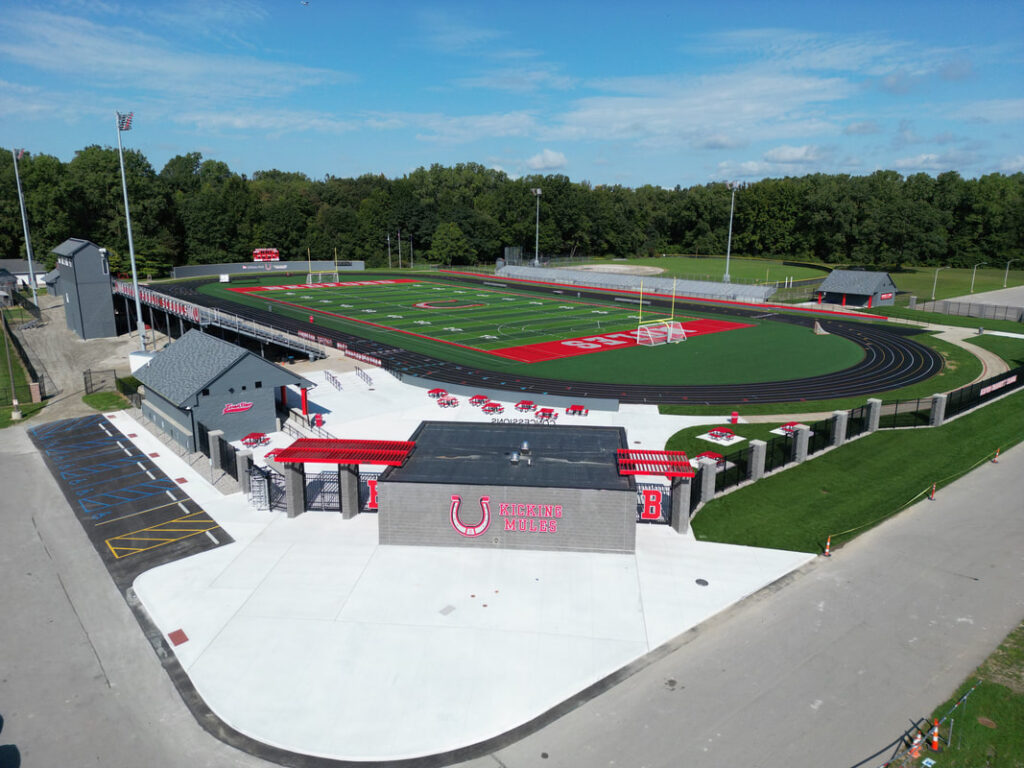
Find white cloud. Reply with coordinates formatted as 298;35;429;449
526;149;567;171
693;134;746;150
173;109;359;136
958;98;1024;123
373;111;538;143
763;144;826;163
996;155;1024;173
457;66;576;93
892;150;978;171
417;10;502;53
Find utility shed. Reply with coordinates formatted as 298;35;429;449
817;270;899;308
377;422;637;554
52;238;116;339
134;329;313;451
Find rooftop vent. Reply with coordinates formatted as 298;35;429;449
521;440;530;454
510;451;520;464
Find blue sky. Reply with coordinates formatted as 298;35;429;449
1;0;1021;187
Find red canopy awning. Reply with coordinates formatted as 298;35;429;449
616;449;695;478
273;438;415;466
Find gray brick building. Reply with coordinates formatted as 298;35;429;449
377;422;637;554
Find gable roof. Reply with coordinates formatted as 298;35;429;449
51;238;100;259
0;259;32;274
819;269;898;295
134;329;313;407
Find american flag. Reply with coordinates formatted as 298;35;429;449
117;111;134;131
16;148;24;160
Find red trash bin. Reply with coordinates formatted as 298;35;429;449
730;411;739;425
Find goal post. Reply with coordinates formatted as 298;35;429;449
636;319;686;346
306;272;340;284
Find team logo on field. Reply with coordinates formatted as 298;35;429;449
414;299;485;310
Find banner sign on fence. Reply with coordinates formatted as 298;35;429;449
981;374;1018;397
345;350;382;366
114;280;201;322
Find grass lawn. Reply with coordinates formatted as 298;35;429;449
690;388;1024;553
891;265;1024;302
660;333;980;415
619;255;827;284
82;391;131;411
875;305;1024;333
1;311;34;405
925;622;1024;765
967;335;1024;367
665;421;799;457
0;400;46;428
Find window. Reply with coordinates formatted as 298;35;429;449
255;381;262;389
202;388;209;396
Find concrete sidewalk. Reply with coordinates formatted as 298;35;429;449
99;367;815;760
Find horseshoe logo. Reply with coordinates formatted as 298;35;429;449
450;494;490;537
414;299;486;309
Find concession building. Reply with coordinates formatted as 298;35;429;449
134;329;312;451
817;269;899;308
376;422;638;554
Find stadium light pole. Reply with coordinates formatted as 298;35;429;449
1004;259;1019;288
970;262;988;293
11;149;38;305
531;188;542;264
724;182;737;283
115;111;147;351
931;265;950;300
386;232;392;269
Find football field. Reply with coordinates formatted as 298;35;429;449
227;278;752;363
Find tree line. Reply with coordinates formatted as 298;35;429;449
1;145;1021;276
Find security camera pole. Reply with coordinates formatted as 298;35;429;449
724;182;737;284
116;111;147;350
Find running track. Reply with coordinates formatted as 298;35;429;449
157;275;943;405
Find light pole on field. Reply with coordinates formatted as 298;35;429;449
531;188;542;264
931;265;950;301
1004;259;1019;288
724;182;738;283
115;111;146;351
970;262;988;293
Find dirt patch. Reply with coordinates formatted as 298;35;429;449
574;264;665;276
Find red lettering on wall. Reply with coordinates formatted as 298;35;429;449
450;495;490;537
366;479;378;510
640;489;663;520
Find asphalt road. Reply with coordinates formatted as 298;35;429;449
3;415;1022;767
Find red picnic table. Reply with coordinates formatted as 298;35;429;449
708;427;734;440
427;388;448;399
242;432;270;448
695;451;726;467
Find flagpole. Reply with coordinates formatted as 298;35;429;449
11;149;39;305
116;111;146;351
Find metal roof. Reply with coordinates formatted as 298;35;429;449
381;422;633;491
50;238;99;259
617;449;695;478
818;269;897;295
274;438;415;465
134;329;312;407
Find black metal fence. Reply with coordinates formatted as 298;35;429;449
878;397;932;429
249;466;286;511
197;422;210;456
84;368;118;395
764;435;794;473
715;445;752;493
219;437;238;481
847;404;870;440
306;470;340;511
807;418;832;455
12;291;43;323
945;364;1024;419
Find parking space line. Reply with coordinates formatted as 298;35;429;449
94;500;184;527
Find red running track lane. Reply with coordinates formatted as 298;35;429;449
490;318;754;362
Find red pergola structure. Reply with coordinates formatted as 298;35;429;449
272;438;415;466
616;449;695;478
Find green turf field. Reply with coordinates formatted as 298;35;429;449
200;274;871;386
620;255;828;283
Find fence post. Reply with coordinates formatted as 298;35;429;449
748;439;767;481
908;296;917;309
236;450;253;496
930;393;948;427
339;463;360;519
793;425;811;463
866;398;883;433
208;430;225;473
831;410;848;447
697;457;718;505
284;461;306;518
670;475;692;534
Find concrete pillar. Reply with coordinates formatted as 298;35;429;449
29;382;41;403
236;450;253;496
793;425;811;463
908;296;917;309
670;475;691;534
339;463;360;519
866;398;883;433
831;410;848;448
930;393;947;427
208;430;225;471
748;439;767;482
284;462;306;518
698;458;718;505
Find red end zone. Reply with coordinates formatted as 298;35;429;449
490;318;754;362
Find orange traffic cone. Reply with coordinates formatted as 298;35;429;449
909;731;923;758
930;482;936;501
992;448;1000;463
823;536;832;557
930;719;940;751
